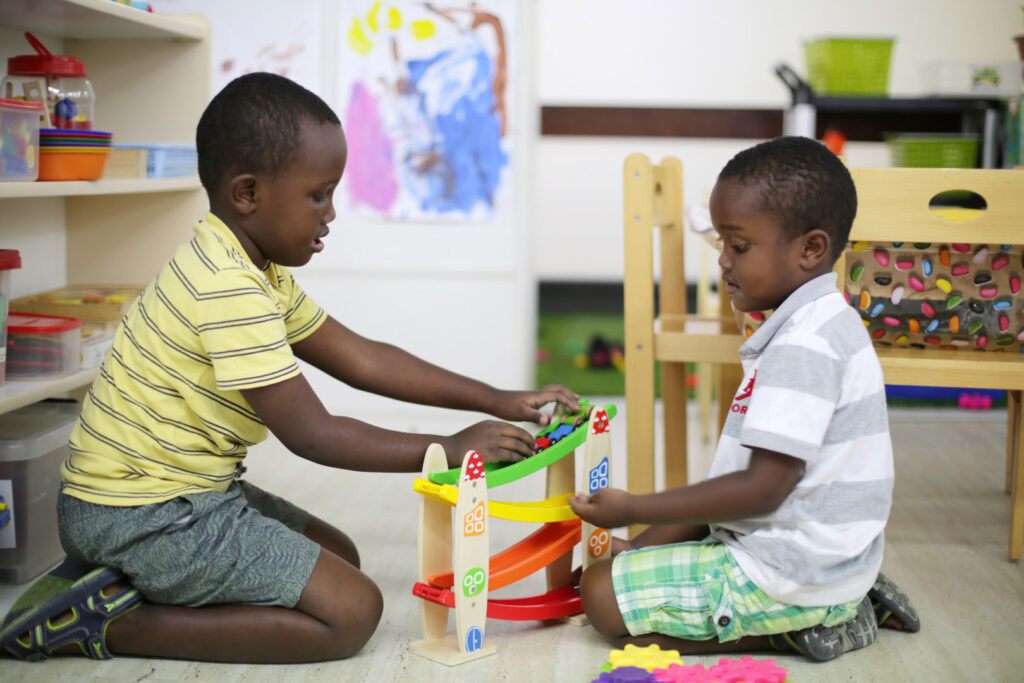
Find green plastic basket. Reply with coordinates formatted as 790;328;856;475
886;134;980;168
803;37;894;96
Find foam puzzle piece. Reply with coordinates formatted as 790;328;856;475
607;643;683;672
652;655;788;683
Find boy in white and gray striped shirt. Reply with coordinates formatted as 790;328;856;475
571;136;918;662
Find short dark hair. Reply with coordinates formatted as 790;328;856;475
196;72;341;194
718;136;857;262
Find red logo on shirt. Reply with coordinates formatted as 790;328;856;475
731;370;756;414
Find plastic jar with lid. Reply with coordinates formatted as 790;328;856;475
2;32;95;130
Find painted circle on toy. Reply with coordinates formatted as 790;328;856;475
588;528;610;558
462;567;486;597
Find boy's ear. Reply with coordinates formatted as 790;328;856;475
800;229;832;269
227;174;259;216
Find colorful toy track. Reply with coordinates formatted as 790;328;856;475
427;518;581;591
427;402;617;488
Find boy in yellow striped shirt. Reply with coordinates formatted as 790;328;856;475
2;72;577;663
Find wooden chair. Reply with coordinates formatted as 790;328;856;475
622;154;1024;560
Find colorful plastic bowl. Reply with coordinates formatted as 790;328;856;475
38;148;111;181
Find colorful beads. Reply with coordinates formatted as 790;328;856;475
830;241;1024;353
749;311;765;321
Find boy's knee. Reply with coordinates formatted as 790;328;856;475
579;560;627;641
325;576;383;659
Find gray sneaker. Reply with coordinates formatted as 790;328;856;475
870;572;921;633
771;596;878;662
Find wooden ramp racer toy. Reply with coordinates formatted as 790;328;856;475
408;401;616;665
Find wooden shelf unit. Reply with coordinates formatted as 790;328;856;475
0;0;211;414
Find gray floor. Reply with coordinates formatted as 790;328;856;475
2;401;1024;682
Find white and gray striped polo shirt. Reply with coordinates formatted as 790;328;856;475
709;272;893;607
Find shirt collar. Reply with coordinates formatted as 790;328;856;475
739;272;839;358
195;212;254;268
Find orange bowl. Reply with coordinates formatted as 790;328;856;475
38;148;111;181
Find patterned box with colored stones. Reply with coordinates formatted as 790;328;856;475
740;240;1024;352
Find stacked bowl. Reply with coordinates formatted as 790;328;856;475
38;128;112;180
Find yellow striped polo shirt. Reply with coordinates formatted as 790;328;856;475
62;212;327;506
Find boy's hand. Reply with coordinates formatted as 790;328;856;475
446;420;536;466
492;385;580;425
568;487;635;529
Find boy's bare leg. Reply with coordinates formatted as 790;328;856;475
102;547;382;662
579;559;773;655
304;513;360;567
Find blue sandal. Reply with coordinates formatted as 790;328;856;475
1;558;141;661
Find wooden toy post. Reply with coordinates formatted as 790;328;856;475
409;447;497;665
409;404;617;665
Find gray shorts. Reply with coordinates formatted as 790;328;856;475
57;480;319;608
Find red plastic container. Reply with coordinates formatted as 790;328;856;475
0;250;22;385
6;312;82;380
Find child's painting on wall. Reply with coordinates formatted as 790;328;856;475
339;1;515;221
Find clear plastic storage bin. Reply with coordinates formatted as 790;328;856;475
0;400;81;583
0;98;41;181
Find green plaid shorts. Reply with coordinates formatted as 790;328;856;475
611;539;861;642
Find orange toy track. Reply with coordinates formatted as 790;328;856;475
427;519;581;592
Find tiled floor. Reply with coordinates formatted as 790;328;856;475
2;400;1024;681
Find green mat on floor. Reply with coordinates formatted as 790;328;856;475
535;313;669;397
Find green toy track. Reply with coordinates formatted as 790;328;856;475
427;401;617;489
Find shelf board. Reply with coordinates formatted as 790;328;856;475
0;176;201;198
0;0;204;40
0;368;97;415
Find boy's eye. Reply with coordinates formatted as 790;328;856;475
732;242;750;253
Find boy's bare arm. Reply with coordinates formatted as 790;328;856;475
240;374;536;471
291;315;579;422
568;448;804;530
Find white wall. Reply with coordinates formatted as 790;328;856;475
531;0;1023;282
